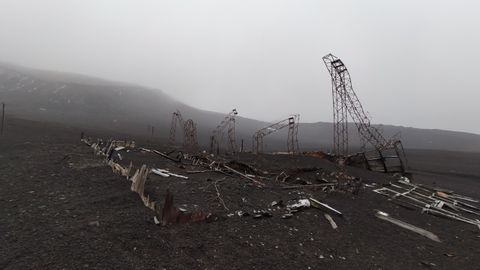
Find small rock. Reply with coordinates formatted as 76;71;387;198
88;221;100;226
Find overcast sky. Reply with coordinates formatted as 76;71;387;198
0;0;479;133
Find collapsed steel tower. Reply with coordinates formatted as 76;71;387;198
210;109;238;155
323;53;406;172
168;110;198;151
183;119;198;151
252;114;300;154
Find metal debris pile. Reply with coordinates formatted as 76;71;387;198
81;137;213;225
80;134;479;245
79;136;353;227
373;177;480;228
276;168;362;194
225;197;343;226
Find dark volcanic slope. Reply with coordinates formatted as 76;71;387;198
1;118;480;270
1;62;480;152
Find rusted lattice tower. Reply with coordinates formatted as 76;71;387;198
210;109;238;155
252;114;300;154
168;110;198;151
288;114;300;153
323;53;406;171
183;119;198;151
169;110;184;147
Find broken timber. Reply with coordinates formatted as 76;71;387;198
375;210;441;242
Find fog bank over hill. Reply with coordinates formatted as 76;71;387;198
1;62;480;153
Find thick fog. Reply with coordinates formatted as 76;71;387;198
0;0;479;133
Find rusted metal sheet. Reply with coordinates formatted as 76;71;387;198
160;190;212;225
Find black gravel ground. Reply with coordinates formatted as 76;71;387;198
1;118;479;269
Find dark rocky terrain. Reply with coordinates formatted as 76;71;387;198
1;117;479;269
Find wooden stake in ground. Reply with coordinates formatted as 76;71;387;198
1;102;5;135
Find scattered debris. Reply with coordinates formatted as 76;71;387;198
275;171;289;182
186;170;213;174
80;133;476;252
151;168;170;177
152;168;188;179
131;165;148;195
129;164;156;211
251;210;273;219
373;179;480;228
236;210;249;217
139;147;152;153
114;146;125;151
271;200;282;207
160;190;212;225
214;179;230;211
375;210;441;242
153;216;160;225
281;183;336;190
302;151;332;160
153;149;182;163
225;160;258;175
420;261;437;267
309;198;343;216
324;214;338;229
222;164;265;186
287;199;311;210
107;160;131;178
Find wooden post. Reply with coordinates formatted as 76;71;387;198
1;102;5;135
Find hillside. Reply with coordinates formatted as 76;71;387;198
1;62;480;153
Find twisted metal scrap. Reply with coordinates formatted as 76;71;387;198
210;109;238;155
169;110;198;152
323;54;407;172
252;114;300;154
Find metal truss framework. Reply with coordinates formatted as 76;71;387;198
210;109;238;155
168;110;198;151
252;114;300;154
323;53;406;171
